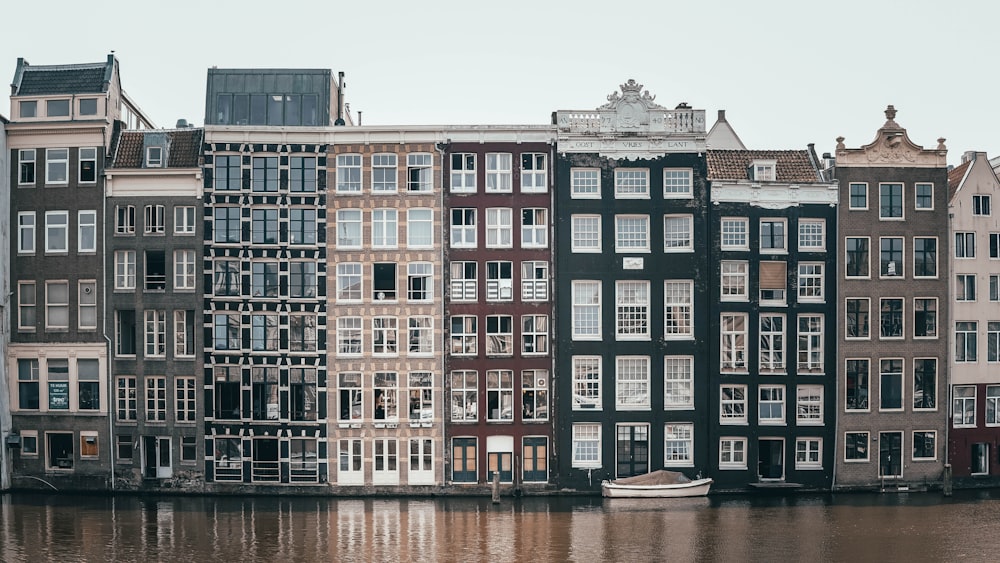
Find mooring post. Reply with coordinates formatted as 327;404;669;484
491;471;500;504
943;463;953;496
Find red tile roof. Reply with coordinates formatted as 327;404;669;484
707;150;821;183
112;128;203;168
948;160;971;202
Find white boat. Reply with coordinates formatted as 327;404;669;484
601;470;713;498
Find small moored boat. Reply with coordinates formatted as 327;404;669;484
601;470;713;498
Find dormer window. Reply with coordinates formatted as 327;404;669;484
19;100;36;118
750;160;776;182
46;99;70;117
79;98;98;116
146;147;163;168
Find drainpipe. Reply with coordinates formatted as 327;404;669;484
103;164;115;493
434;137;448;486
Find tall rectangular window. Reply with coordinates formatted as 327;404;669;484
145;310;167;357
144;204;165;234
974;194;991;216
450;316;477;356
45;211;68;253
485;315;514;356
486;208;513;248
486;370;514;421
664;356;694;409
721;313;747;371
759;385;785;424
372;317;399;356
521;370;548;421
572;281;601;340
174;206;196;234
213;260;240;296
289;156;317;192
913;237;937;277
408;317;433;356
290;314;317;352
250;313;279;351
251;261;279;298
337;317;362;356
335;209;362;248
290;261;317;298
664;424;694;466
760;219;786;252
175;377;197;422
664;280;693;339
797;315;824;373
336;154;362;193
572;357;601;410
796;385;823;424
77;359;100;410
145;376;167;421
664;215;693;251
956;321;978;362
18;212;35;254
17;359;40;410
289;208;317;245
18;282;36;331
879;359;903;410
485;153;512;192
406;153;432;191
117;376;137;421
797;263;824;302
521;208;548;248
451;371;478;422
915;183;933;209
955;232;976;259
450;208;477;248
880;237;903;277
485;261;513;301
214;207;241;243
115;310;136;356
989;321;1000;363
116;205;135;235
953;386;976;427
45;281;70;329
759;314;785;372
721;261;748;301
252;208;278;244
79;147;97;184
78;281;97;329
521;314;549;355
720;385;747;424
521;153;547;192
174;310;195;357
616;281;649;340
912;298;936;338
879;183;903;218
372;153;398;192
214;155;241;191
18;149;35;185
450;262;477;301
845;237;870;277
251;156;278;192
46;148;69;185
957;274;977;302
521;261;549;301
846;298;870;339
407;262;433;302
372;208;398;248
450;153;476;192
880;298;903;339
846;359;870;411
913;358;936;410
115;250;136;290
407;208;433;248
174;250;196;290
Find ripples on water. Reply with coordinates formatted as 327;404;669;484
3;491;1000;562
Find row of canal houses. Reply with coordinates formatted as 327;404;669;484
0;55;997;494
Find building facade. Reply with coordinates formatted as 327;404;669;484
0;113;10;490
706;149;838;491
834;107;949;490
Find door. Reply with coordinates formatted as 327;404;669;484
757;438;784;480
487;452;513;483
616;424;649;478
143;436;172;479
452;438;477;483
522;437;548;483
972;443;990;475
878;432;903;478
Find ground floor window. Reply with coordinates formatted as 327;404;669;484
719;437;747;470
47;432;74;469
844;432;869;462
794;438;822;469
664;423;693;466
972;442;990;475
912;431;936;461
213;437;243;481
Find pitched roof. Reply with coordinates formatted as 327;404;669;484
948;160;972;201
112;128;204;168
15;63;110;96
706;150;821;183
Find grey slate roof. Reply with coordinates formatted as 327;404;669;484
17;65;108;95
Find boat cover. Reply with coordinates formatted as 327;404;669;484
610;470;692;486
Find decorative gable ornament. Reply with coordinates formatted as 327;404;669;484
836;105;947;168
597;79;666;129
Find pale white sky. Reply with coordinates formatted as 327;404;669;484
6;0;995;163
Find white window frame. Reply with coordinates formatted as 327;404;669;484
663;214;693;252
720;384;747;424
796;385;824;425
795;438;823;469
760;218;787;253
616;281;649;341
18;148;35;186
572;356;602;411
521;314;549;356
336;154;362;193
521;153;547;193
485;261;513;302
336;263;362;302
663;168;693;198
572;280;601;341
797;314;824;373
449;261;477;301
521;208;548;248
719;437;747;469
17;281;36;331
336;317;363;357
758;385;785;425
953;385;976;427
450;315;477;357
174;206;196;235
144;204;165;235
372;208;398;249
371;153;398;193
372;316;399;357
664;280;693;340
798;219;825;251
485;207;513;248
664;423;694;467
721;217;749;250
664;356;694;410
407;316;433;356
174;250;197;291
844;432;870;462
759;313;785;373
485;152;512;192
485;315;514;356
406;208;433;248
614;168;649;199
115;250;136;290
615;214;649;253
450;208;477;249
571;215;602;253
571;168;601;199
720;313;747;372
974;194;991;216
521;261;549;302
915;183;934;210
406;153;433;192
144;309;167;358
879;236;904;278
17;211;36;254
406;262;433;303
720;261;748;301
572;423;602;468
44;210;69;254
335;208;362;249
450;153;476;192
45;148;69;185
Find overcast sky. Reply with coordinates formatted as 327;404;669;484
5;0;995;163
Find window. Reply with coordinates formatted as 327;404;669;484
214;207;241;243
664;281;693;339
759;261;786;304
845;237;870;277
663;356;694;410
486;208;513;248
880;237;903;277
174;310;195;357
172;250;196;291
290;314;317;352
797;315;824;373
336;209;362;248
616;357;650;410
913;358;936;410
45;211;68;253
450;316;477;356
846;359;870;411
115;310;136;356
913;237;937;277
571;168;600;198
181;437;197;463
880;359;903;410
251;208;278;244
796;385;823;424
760;219;786;252
19;149;35;185
571;215;602;252
290;368;317;421
21;432;38;457
522;315;549;355
992;276;1000;302
957;274;977;302
956;321;978;362
17;212;35;254
337;262;362;302
664;424;694;466
759;314;785;372
18;282;36;331
974;194;991;216
407;153;432;191
72;359;98;411
912;432;936;460
408;317;433;356
336;154;362;193
663;169;693;198
720;313;747;371
486;315;514;356
373;262;397;301
486;261;513;301
759;385;785;425
720;261;748;301
78;281;97;330
988;385;1000;425
214;367;241;420
213;314;240;350
80;432;99;459
213;260;240;296
521;208;548;248
250;313;279;350
145;376;167;422
46;148;69;184
372;208;398;248
146;147;164;168
990;322;1000;363
45;281;69;329
953;386;976;427
955;232;976;258
915;183;933;209
79;147;97;184
251;261;279;298
521;153;547;192
19;101;36;119
521;261;549;301
373;372;399;421
174;206;196;235
214;155;241;191
797;263;824;302
795;439;822;469
615;215;649;252
664;215;693;251
450;208;477;248
719;438;747;469
451;371;478;422
450;153;476;192
751;160;776;181
616;281;649;340
290;156;317;192
844;432;869;461
572;281;601;340
572;357;601;410
250;156;278;191
289;208;317;245
798;220;825;250
46;360;69;410
407;262;433;302
372;316;399;356
251;368;278;420
117;376;137;421
879;183;903;218
846;298;870;339
522;370;548;421
17;359;39;410
615;169;648;198
144;250;167;291
407;209;433;248
143;310;167;357
450;261;477;301
572;424;601;468
879;298;903;339
339;372;363;422
289;261;317;298
144;204;165;234
486;370;514;421
993;233;1000;259
720;385;747;424
485;153;512;192
721;218;748;250
372;153;397;192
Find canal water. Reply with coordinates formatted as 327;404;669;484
1;491;999;562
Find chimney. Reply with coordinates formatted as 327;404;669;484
962;151;977;164
718;109;727;122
